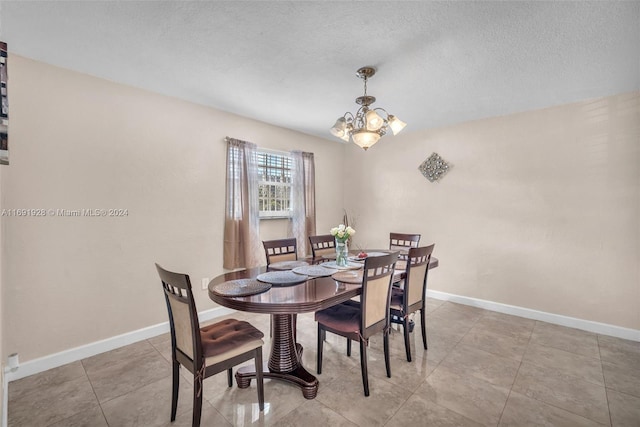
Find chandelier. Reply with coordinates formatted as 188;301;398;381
330;66;406;150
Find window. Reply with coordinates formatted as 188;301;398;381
257;151;292;218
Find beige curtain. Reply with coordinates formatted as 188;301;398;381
223;138;261;269
290;151;316;257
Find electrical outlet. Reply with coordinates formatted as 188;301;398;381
201;278;209;290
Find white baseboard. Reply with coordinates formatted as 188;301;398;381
2;306;234;384
426;289;640;342
2;292;638;424
1;305;233;427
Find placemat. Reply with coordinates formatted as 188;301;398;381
268;260;310;271
321;253;336;260
321;261;363;270
332;270;363;284
257;270;309;286
292;265;337;277
211;279;272;297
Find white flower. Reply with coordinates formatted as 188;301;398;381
330;223;356;240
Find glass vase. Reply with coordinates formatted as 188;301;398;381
335;238;349;267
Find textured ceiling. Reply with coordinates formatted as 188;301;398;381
1;1;638;143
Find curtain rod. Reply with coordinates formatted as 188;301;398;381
224;137;293;156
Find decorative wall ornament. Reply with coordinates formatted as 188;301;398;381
419;153;450;182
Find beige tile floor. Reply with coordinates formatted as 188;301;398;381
7;300;640;426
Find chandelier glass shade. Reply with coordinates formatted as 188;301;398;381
330;67;406;150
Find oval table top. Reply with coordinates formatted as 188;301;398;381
209;266;361;314
208;256;438;315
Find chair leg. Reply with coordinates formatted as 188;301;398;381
420;309;428;350
384;330;392;377
171;360;179;421
403;316;412;362
316;323;324;375
359;339;370;396
347;338;352;357
255;347;264;411
227;368;233;387
192;374;203;427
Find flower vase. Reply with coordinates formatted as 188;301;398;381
335;239;349;267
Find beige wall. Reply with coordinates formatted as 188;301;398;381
345;92;640;330
2;55;638;365
1;56;345;361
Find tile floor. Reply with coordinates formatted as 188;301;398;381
7;300;640;426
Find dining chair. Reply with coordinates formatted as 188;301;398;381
389;232;421;257
263;237;298;267
310;233;354;347
315;252;399;396
308;234;336;261
155;264;265;426
389;244;435;362
262;237;299;337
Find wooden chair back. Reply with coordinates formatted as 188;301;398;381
389;232;421;258
155;263;202;365
404;244;435;310
309;234;336;258
262;238;297;266
361;252;398;335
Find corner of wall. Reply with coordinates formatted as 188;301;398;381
0;148;6;427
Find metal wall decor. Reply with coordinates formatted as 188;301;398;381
419;153;450;182
0;41;8;165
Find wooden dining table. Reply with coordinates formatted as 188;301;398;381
208;254;439;399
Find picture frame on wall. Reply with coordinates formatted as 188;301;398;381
0;41;8;165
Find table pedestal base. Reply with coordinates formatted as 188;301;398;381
235;314;319;399
235;357;318;399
